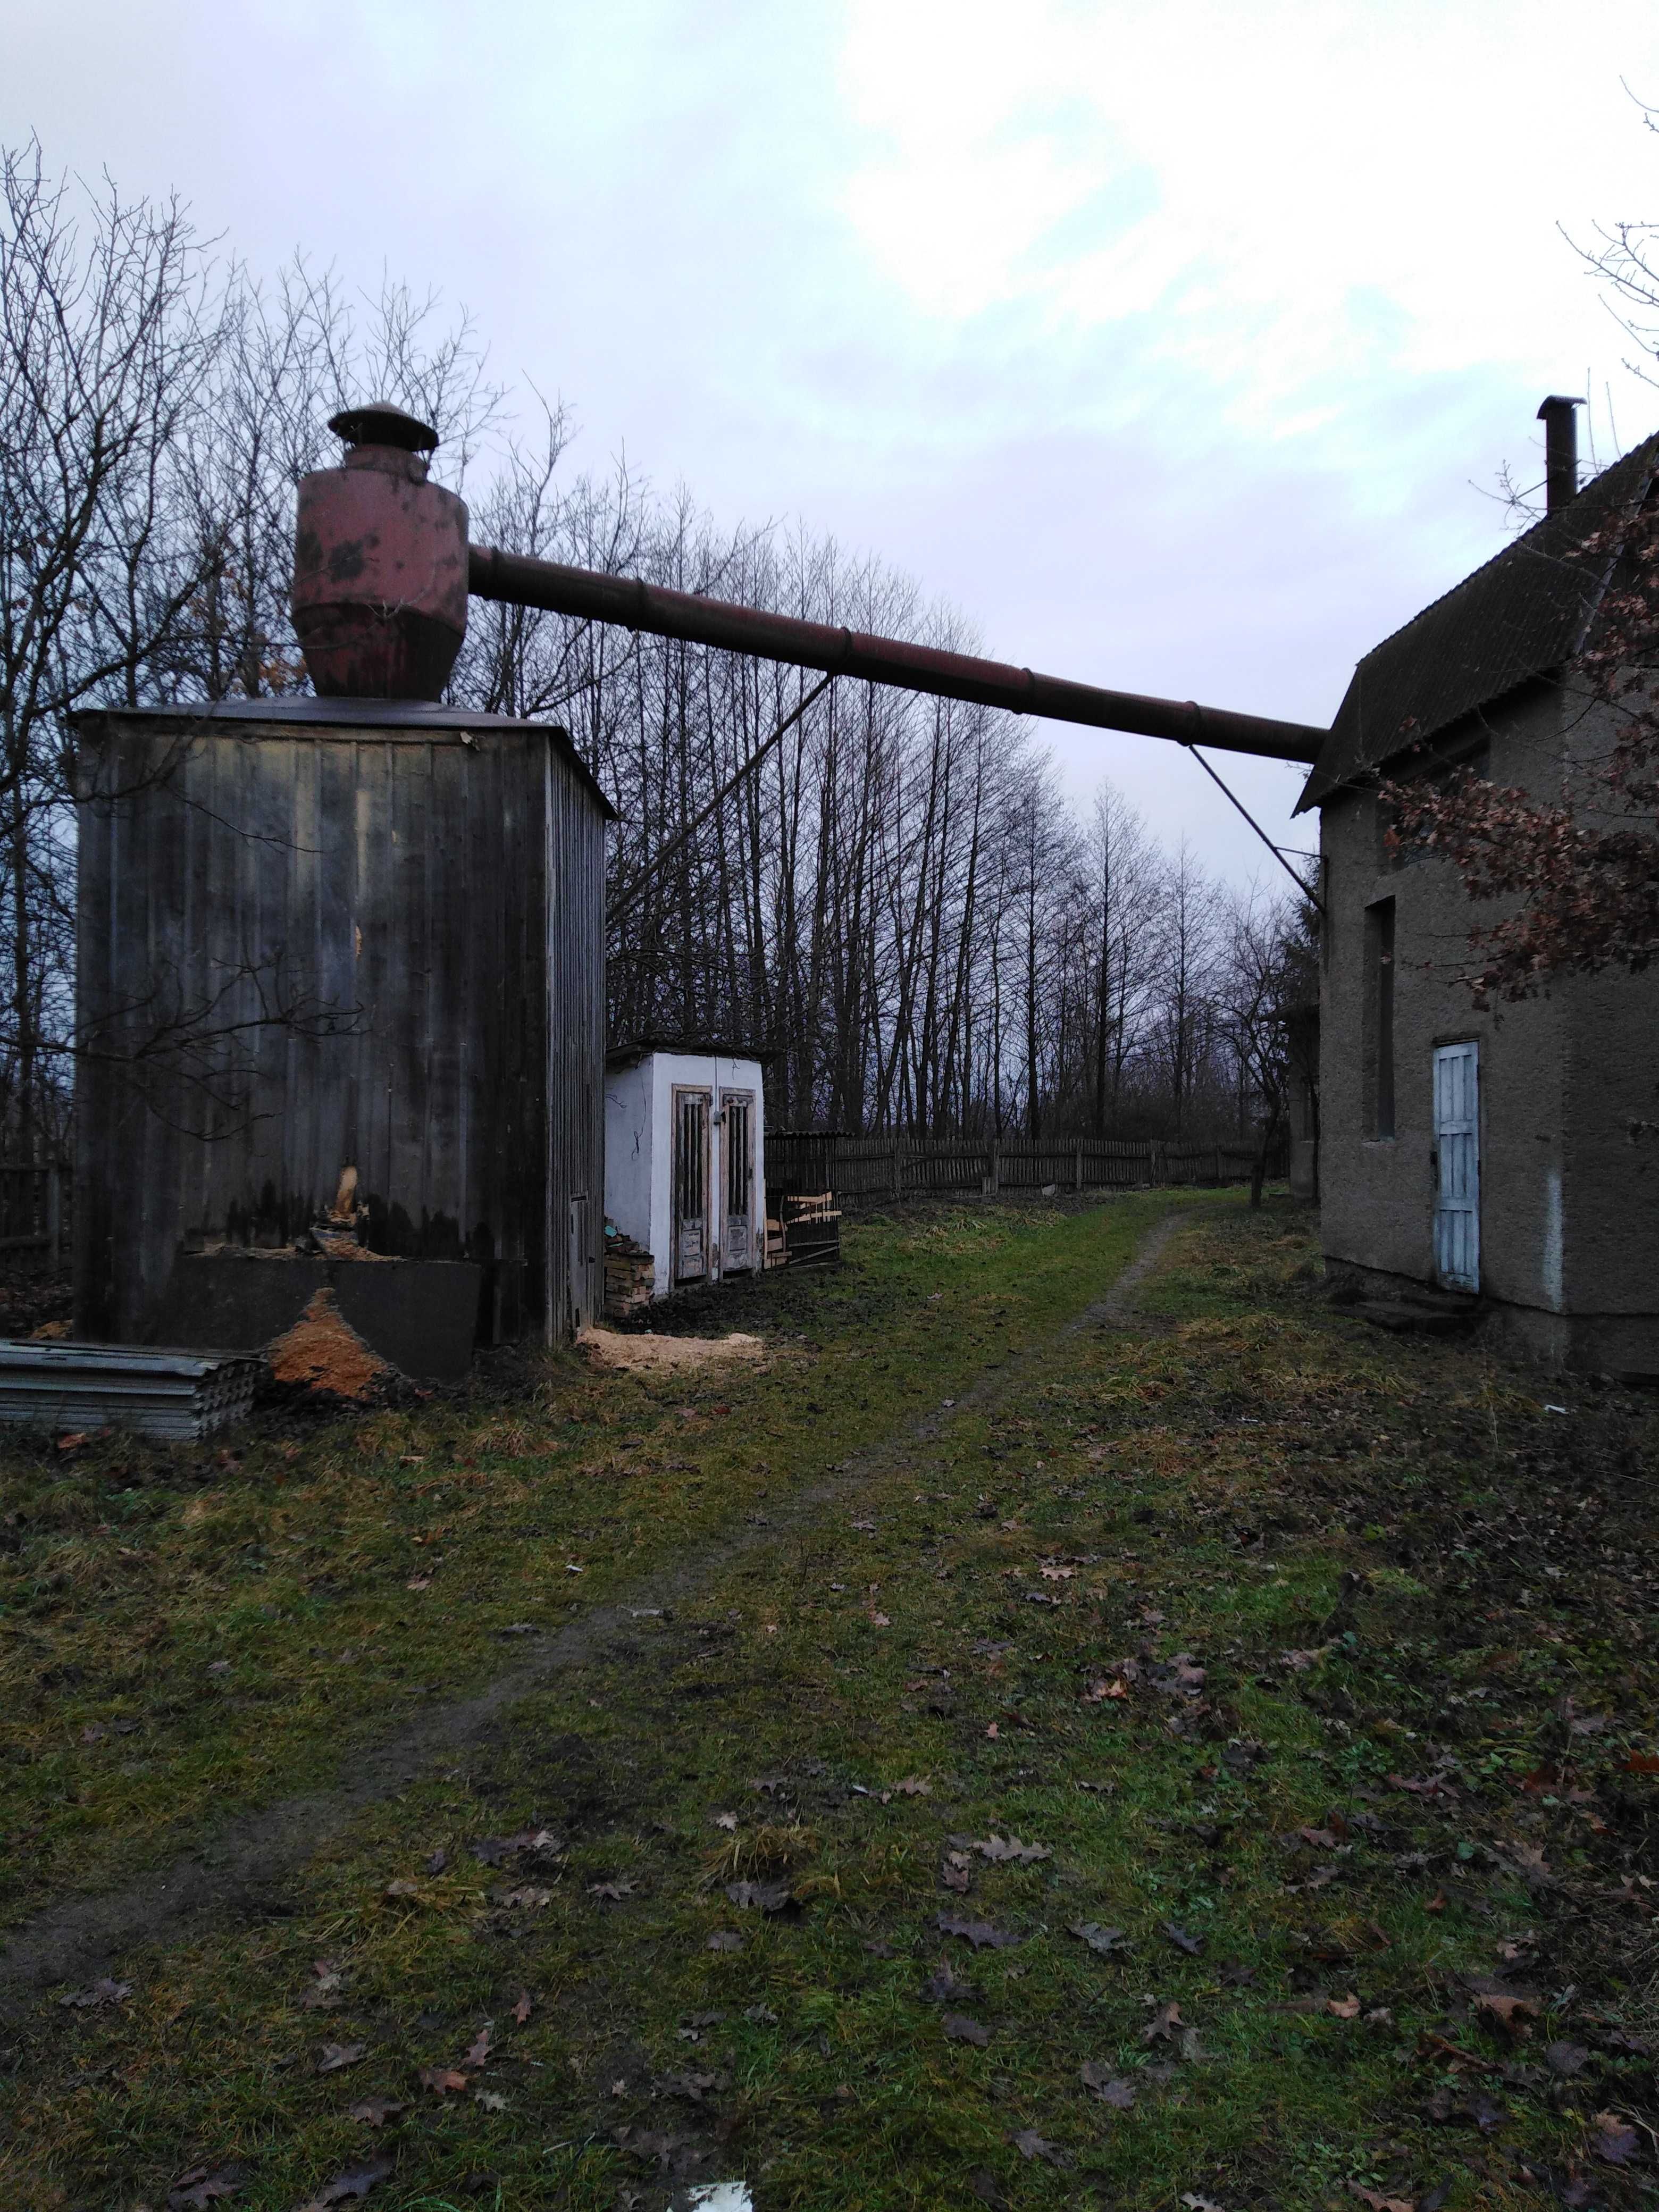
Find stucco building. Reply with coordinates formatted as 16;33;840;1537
1298;423;1659;1378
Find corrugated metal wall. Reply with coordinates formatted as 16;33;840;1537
74;702;609;1346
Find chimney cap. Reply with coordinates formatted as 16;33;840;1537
1536;393;1586;420
328;401;439;454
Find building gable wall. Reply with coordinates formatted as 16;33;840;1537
1318;679;1659;1371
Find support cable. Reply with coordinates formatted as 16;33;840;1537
1182;737;1326;915
609;674;834;925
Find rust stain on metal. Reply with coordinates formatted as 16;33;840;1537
291;404;468;700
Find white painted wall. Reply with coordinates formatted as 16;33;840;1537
604;1059;656;1256
604;1051;766;1300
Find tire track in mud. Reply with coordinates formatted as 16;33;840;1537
0;1206;1191;2005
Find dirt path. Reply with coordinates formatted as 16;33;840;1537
0;1207;1187;2008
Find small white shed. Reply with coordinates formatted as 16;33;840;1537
604;1043;768;1297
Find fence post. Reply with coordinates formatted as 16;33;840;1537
1074;1138;1084;1193
892;1138;902;1202
990;1137;1000;1194
1151;1140;1167;1186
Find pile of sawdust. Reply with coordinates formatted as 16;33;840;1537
578;1326;765;1374
267;1288;389;1399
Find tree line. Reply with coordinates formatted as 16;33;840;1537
1;140;1312;1163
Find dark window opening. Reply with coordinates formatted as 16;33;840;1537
1363;897;1396;1138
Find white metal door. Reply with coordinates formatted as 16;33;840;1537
673;1089;711;1284
1432;1042;1480;1292
722;1093;754;1272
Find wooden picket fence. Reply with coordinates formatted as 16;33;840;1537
767;1130;1285;1206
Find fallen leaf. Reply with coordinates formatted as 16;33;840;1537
473;2089;507;2113
1425;1890;1447;1914
706;1930;744;1952
417;2067;469;2097
868;1611;891;1629
1040;1565;1076;1581
1162;1921;1203;1955
492;1886;554;1909
971;1834;1051;1865
56;1431;86;1452
1326;1994;1360;2020
1474;1991;1538;2037
346;2098;405;2127
316;2042;365;2074
462;2029;491;2071
80;1721;106;1745
937;1912;1021;1950
166;2168;244;2210
713;1812;738;1830
513;1990;533;2025
423;1850;447;1876
655;2067;727;2103
300;1962;343;2011
1389;1772;1454;1801
985;1722;999;1739
1011;2130;1071;2167
1143;2001;1185;2043
382;1879;419;1900
726;1879;793;1913
1590;2112;1640;2165
405;1575;432;1592
588;1879;638;1901
921;1962;978;2005
58;1977;131;2010
968;2169;1010;2211
1069;1921;1130;1956
1079;2060;1135;2107
292;2155;395;2212
893;1775;932;1796
1622;1752;1659;1774
1546;2040;1590;2077
1346;2188;1413;2212
1083;1678;1130;1702
943;2013;992;2046
1179;2198;1229;2212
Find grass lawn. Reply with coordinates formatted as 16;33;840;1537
2;1193;1657;2212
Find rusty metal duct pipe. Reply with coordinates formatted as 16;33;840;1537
1537;395;1584;515
467;544;1326;764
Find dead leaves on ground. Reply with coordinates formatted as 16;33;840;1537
1069;1921;1130;1956
1079;2060;1136;2107
58;1976;129;2009
937;1911;1021;1950
166;2167;245;2211
293;2155;395;2212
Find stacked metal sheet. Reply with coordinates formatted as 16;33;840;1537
0;1342;262;1441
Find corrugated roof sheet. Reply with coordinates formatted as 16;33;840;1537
1296;432;1659;814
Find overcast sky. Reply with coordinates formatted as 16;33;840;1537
11;0;1659;883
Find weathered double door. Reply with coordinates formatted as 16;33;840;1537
672;1087;756;1286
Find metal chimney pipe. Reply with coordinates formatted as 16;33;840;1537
467;544;1326;764
1536;395;1585;515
